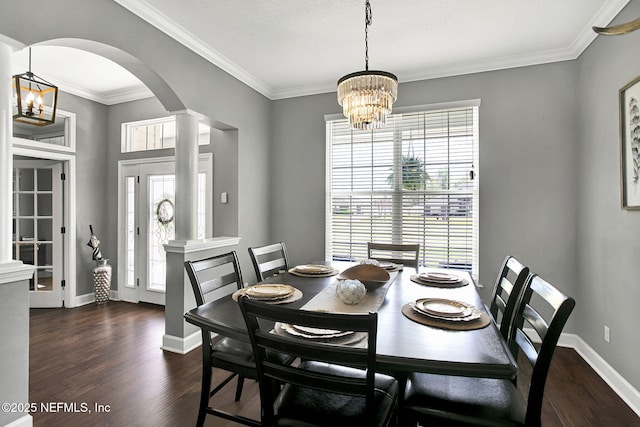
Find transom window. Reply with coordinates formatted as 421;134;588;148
326;101;479;277
121;116;210;153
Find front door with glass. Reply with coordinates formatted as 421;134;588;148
120;158;211;304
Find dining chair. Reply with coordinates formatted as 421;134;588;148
401;272;575;427
248;241;290;281
238;296;399;427
184;251;260;427
489;255;530;340
367;242;420;269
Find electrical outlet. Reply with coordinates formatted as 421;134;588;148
604;325;610;343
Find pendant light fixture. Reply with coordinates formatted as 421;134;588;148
337;0;397;130
12;47;58;126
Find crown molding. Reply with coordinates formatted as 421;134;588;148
113;0;273;98
33;70;154;105
114;0;630;101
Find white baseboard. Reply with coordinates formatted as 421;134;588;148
161;331;201;354
569;334;640;417
3;413;33;427
67;292;95;307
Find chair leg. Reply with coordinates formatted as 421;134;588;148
196;363;212;427
235;375;245;402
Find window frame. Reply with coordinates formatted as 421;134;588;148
121;115;211;153
325;100;480;279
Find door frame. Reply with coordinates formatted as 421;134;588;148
12;146;76;307
116;154;213;303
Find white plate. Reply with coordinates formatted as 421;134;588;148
279;323;354;339
419;272;461;283
409;302;482;323
245;284;293;298
294;264;333;274
416;298;472;318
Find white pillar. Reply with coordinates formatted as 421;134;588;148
0;43;13;262
173;110;200;241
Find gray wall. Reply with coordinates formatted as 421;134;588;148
0;0;273;287
271;61;580;316
2;0;640;400
0;279;29;426
576;1;640;390
56;91;109;296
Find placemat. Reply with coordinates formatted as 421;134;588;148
232;287;303;304
401;303;490;330
301;271;398;314
410;274;469;288
288;267;339;278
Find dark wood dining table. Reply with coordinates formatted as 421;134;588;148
184;261;517;380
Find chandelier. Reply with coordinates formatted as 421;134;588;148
12;47;58;126
337;0;397;130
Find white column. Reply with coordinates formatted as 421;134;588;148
0;43;13;262
173;110;200;241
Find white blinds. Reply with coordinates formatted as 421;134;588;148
326;105;479;276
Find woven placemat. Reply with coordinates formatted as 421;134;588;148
410;274;469;288
232;287;303;304
288;267;339;278
401;303;490;330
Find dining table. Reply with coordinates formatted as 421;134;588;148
184;261;517;380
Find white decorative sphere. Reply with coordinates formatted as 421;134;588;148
360;258;380;266
336;279;367;305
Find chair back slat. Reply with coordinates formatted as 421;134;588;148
248;242;290;281
185;252;244;306
489;256;530;340
367;242;420;269
509;272;575;426
239;297;378;426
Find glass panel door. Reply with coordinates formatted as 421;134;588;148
120;158;211;305
13;161;64;307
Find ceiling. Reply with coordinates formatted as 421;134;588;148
11;0;631;105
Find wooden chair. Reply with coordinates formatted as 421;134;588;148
401;272;575;427
489;256;530;340
367;242;420;269
238;296;399;427
184;251;260;427
248;242;290;281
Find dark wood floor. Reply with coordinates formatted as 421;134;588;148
29;301;639;426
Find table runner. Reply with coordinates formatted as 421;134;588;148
301;271;398;313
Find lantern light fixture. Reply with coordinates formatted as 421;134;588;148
337;0;398;130
12;47;58;126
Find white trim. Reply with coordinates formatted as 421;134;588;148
69;292;96;307
12;144;77;308
525;329;640;418
570;335;640;417
106;1;633;100
0;261;34;285
161;331;201;354
117;154;215;303
163;236;241;254
113;0;272;98
12;109;76;153
3;414;33;427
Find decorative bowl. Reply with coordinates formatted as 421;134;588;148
337;264;390;289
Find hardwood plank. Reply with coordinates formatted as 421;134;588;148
28;301;639;426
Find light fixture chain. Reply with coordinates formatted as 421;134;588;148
364;0;372;71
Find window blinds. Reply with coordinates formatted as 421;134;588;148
326;105;479;276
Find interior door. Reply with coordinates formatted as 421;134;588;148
120;158;211;304
13;160;64;307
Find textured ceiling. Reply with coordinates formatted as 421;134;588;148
11;0;631;104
